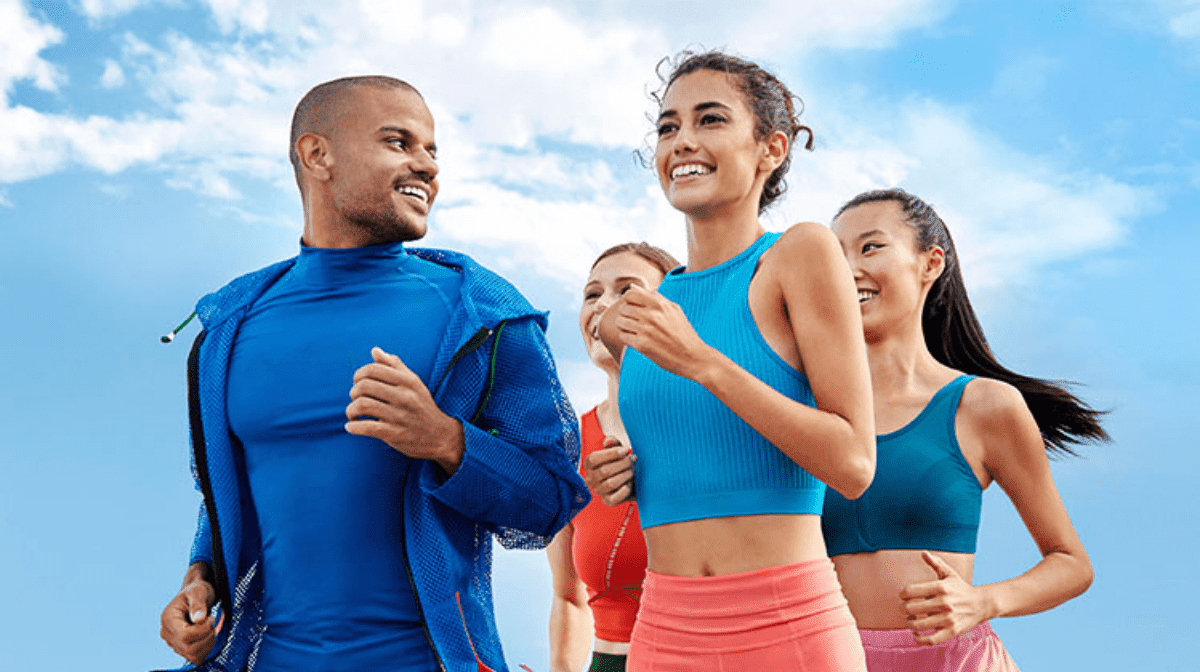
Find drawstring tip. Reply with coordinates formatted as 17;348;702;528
161;311;197;344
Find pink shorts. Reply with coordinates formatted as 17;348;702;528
628;558;866;672
859;622;1020;672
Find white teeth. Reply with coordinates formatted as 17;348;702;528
671;163;713;179
858;290;876;303
398;185;428;203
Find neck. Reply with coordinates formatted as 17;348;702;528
683;201;765;272
866;320;946;397
302;189;394;249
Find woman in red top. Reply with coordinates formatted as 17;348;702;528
547;242;679;672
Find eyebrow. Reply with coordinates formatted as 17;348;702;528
656;100;734;123
582;276;649;291
377;126;437;155
856;229;886;241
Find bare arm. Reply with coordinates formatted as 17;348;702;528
612;224;875;498
902;378;1093;643
547;525;593;672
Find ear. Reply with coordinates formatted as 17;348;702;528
296;133;334;184
758;129;789;174
923;246;946;283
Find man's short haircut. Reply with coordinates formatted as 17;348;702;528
289;75;421;191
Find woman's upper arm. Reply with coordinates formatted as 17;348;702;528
772;224;875;447
963;379;1089;561
547;524;588;602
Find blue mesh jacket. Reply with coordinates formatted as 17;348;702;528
167;247;589;672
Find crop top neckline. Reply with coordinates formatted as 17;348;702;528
667;231;774;279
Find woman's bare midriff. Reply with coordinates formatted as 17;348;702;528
832;549;975;629
593;638;630;655
644;514;827;577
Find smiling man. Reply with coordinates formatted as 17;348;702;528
157;76;589;672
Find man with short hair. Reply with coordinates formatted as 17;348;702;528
157;76;588;672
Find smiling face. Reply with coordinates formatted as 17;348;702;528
326;86;439;244
579;251;667;372
832;199;945;341
654;69;781;219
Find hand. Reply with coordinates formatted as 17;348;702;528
900;551;992;645
160;578;221;664
346;347;466;474
583;436;636;505
612;287;717;382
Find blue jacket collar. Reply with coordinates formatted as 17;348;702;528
195;246;545;332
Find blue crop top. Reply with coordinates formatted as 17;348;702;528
822;375;983;555
618;232;826;530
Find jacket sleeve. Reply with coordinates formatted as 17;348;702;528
426;315;590;549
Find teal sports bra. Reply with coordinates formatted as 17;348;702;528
822;375;982;555
618;232;826;530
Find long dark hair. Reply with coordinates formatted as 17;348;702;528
650;49;815;213
836;188;1109;456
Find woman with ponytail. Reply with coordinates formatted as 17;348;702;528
824;188;1105;671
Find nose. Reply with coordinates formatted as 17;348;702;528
412;147;438;181
673;126;698;155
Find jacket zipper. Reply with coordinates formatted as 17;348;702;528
406;326;497;672
187;331;234;666
400;463;448;672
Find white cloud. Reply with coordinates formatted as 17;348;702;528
2;0;956;194
0;0;66;94
100;59;126;88
729;0;953;54
1;0;1153;293
771;96;1154;289
75;0;160;20
1160;0;1200;38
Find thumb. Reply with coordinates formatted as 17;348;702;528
372;346;409;369
922;550;955;579
184;589;210;624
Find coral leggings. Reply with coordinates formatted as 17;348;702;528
628;558;866;671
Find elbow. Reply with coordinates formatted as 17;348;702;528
832;452;875;500
1075;554;1095;597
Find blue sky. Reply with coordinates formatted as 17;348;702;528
2;0;1197;670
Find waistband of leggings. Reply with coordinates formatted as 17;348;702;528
640;557;845;618
858;621;997;650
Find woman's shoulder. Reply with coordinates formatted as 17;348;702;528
958;375;1035;434
761;222;843;275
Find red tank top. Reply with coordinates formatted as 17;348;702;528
571;407;648;643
